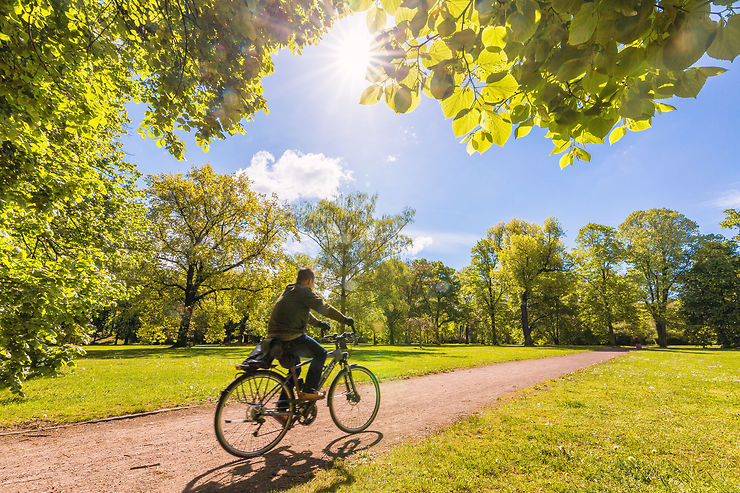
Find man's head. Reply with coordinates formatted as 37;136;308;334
296;267;315;288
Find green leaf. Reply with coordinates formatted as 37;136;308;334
349;0;373;12
380;0;402;16
559;150;574;168
482;26;507;48
482;74;519;101
452;109;481;137
674;67;710;98
477;47;508;70
515;123;533;139
626;119;651;132
441;87;475;119
482;111;512;147
708;15;740;61
359;84;383;105
654;102;676;114
574;147;591;162
663;15;717;71
569;3;598;45
366;6;387;33
608;125;626;145
429;70;455;100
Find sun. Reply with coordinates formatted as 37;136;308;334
325;18;377;89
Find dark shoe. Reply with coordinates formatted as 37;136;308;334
272;414;289;426
297;390;325;401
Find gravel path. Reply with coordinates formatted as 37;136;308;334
0;349;628;492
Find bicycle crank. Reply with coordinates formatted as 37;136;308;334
297;402;317;425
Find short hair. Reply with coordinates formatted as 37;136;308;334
296;267;315;285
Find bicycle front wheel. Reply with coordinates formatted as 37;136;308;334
328;364;380;433
214;370;294;458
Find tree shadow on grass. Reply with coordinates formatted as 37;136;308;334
81;346;251;360
643;347;735;355
181;431;382;492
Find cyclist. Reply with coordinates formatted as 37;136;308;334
267;267;354;401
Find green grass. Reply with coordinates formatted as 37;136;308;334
0;344;591;429
293;348;740;493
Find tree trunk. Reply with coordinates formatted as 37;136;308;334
174;265;197;348
656;319;668;347
521;291;533;346
608;320;616;347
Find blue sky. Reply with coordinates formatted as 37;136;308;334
123;15;740;269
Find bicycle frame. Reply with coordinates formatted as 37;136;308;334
281;341;350;403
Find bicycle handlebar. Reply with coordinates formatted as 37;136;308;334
322;331;355;343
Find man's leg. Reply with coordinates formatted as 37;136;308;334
292;334;327;393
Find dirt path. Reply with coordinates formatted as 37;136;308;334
0;349;628;492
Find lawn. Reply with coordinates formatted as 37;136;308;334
293;348;740;492
0;343;592;429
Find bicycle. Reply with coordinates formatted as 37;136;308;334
214;331;381;458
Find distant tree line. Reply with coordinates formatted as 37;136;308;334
3;164;739;395
91;166;740;353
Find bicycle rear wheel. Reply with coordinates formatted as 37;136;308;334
328;364;380;433
214;370;294;458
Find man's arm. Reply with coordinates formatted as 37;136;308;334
301;287;351;325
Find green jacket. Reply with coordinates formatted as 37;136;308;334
267;283;347;341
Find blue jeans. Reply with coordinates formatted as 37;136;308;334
291;334;327;392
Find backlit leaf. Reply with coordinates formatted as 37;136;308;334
569;3;597;45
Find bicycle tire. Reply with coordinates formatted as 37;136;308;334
328;364;380;433
214;370;294;458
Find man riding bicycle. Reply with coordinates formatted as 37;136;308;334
267;267;353;401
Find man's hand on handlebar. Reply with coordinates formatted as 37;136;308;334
344;317;354;328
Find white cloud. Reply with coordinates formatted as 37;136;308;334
711;190;740;209
238;150;353;202
403;231;479;258
386;154;399;163
404;235;434;256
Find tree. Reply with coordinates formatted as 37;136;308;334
721;209;740;240
355;0;740;165
145;165;294;347
574;223;638;346
619;208;699;347
297;192;414;333
497;218;566;346
680;236;740;348
411;259;461;343
0;156;145;395
469;229;506;344
370;259;414;345
1;0;340;392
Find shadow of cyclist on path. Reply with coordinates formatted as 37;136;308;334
182;431;383;492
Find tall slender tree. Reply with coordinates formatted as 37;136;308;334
297;193;413;334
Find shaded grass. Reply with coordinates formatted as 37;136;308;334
293;347;740;493
0;344;591;428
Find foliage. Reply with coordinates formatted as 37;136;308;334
468;229;507;344
574;223;639;345
619;208;698;347
297;348;740;492
495;217;567;346
410;259;461;342
145;165;294;347
0;155;146;395
680;236;740;348
721;208;740;240
297;192;414;322
355;0;740;165
0;0;343;393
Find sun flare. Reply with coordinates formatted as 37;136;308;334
326;20;376;89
